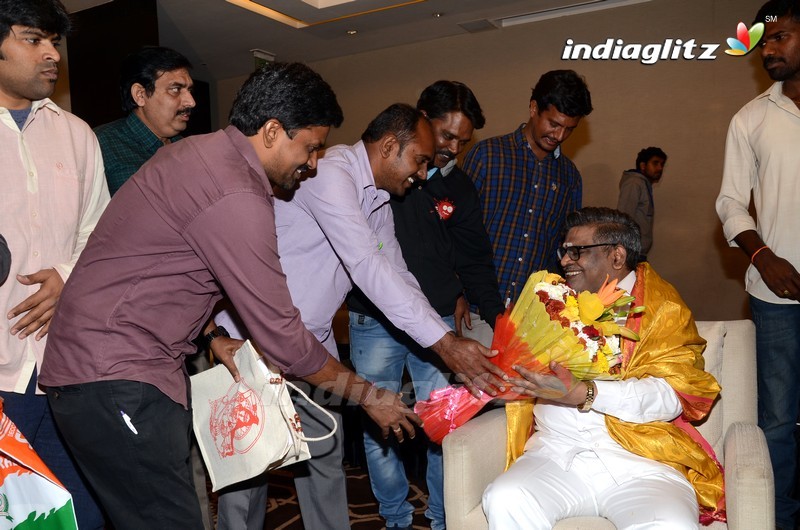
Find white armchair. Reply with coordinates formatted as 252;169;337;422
442;320;773;530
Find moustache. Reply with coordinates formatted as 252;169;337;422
176;107;193;117
763;56;783;68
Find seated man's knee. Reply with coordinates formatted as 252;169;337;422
482;479;550;530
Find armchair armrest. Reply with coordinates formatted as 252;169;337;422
723;422;774;530
443;407;507;530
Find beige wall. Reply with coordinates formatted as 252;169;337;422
215;0;769;320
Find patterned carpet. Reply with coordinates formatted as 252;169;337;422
257;463;431;530
207;407;434;530
200;345;436;529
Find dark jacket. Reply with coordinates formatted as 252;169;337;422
347;165;503;328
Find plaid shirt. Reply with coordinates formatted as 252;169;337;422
94;113;181;196
462;124;582;306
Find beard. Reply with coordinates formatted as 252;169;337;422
764;57;800;81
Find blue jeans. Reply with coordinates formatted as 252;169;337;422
750;295;800;529
349;312;452;530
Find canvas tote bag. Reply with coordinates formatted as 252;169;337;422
190;340;337;491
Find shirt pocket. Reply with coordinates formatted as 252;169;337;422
50;161;85;239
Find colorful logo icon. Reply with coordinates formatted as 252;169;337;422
725;22;764;55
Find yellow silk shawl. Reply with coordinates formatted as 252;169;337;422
504;263;725;520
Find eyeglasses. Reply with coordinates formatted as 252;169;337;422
557;243;617;261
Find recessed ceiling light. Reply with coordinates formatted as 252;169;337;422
346;29;358;35
432;12;443;18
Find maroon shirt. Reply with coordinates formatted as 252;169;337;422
39;126;330;407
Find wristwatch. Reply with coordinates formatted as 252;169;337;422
203;326;230;349
577;380;597;412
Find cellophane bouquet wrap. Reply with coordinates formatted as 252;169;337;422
415;270;643;443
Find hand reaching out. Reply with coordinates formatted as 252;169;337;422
361;386;423;443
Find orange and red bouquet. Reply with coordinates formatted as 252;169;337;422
415;270;644;443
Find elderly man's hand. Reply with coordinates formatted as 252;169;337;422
430;332;508;398
509;362;587;405
8;269;64;340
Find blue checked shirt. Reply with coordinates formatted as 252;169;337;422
94;113;181;196
462;124;582;306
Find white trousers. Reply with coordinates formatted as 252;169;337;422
461;312;495;348
482;450;699;530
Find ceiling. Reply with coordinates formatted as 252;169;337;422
63;0;650;82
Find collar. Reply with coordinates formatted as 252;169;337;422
352;140;390;208
31;98;61;115
352;141;383;190
0;98;59;115
618;270;636;294
0;98;60;131
765;81;783;102
766;81;800;118
512;123;561;160
224;125;273;197
440;158;457;176
427;159;455;180
127;112;180;148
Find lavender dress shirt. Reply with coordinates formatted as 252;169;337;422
39;126;330;407
217;141;450;358
275;141;450;354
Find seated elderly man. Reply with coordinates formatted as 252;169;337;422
482;207;724;529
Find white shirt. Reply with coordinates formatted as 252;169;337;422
0;99;110;393
525;271;684;484
716;82;800;304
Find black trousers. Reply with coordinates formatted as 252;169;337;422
47;380;203;530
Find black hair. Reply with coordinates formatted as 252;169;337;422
229;62;343;137
530;70;593;118
635;146;667;169
361;103;427;153
416;80;485;129
0;0;70;46
754;0;800;24
564;207;641;270
119;46;193;113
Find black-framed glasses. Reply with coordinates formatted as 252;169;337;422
557;243;617;261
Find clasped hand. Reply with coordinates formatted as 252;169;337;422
8;268;64;340
361;387;422;443
509;361;587;406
